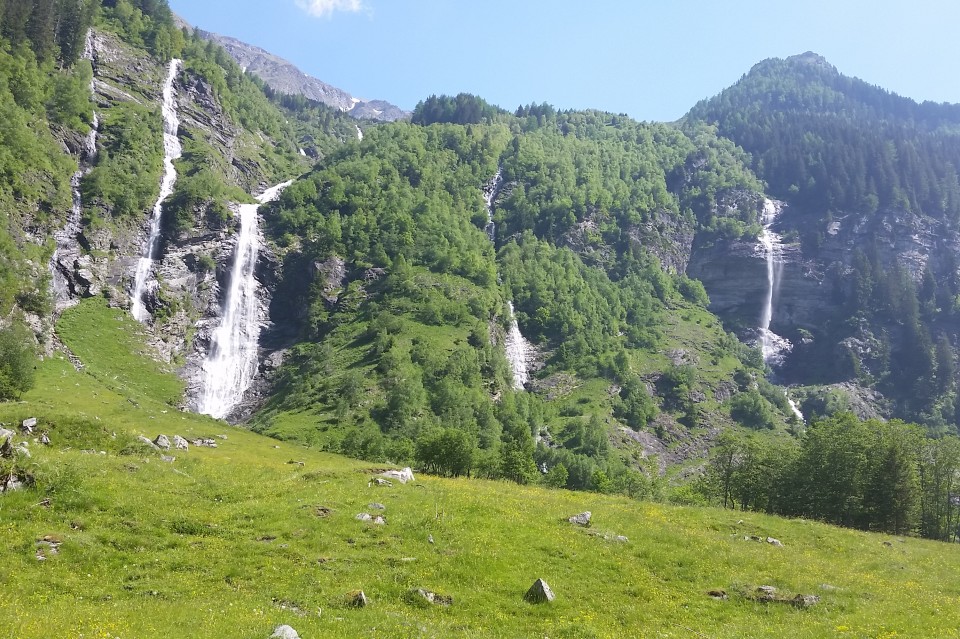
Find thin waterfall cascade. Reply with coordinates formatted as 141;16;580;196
356;125;363;141
131;58;182;321
51;31;98;310
756;198;805;422
196;180;294;419
483;168;532;389
756;198;792;365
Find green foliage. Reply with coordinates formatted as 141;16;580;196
82;100;162;220
730;389;776;430
412;93;507;126
0;321;37;400
415;427;475;477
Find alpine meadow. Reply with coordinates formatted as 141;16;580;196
3;1;960;637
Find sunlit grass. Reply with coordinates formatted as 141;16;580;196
1;299;959;638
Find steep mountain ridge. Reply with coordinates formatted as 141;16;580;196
193;28;408;122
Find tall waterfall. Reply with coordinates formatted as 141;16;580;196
131;58;182;321
756;198;792;365
51;31;98;310
757;198;804;421
196;180;293;419
484;168;533;390
356;125;363;141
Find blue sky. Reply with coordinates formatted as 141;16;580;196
169;0;960;122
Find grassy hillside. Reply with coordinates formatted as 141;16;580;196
2;299;960;638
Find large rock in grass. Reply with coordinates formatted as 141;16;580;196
21;418;37;434
381;467;415;484
153;434;171;450
524;578;556;604
0;428;14;442
172;435;189;450
567;511;591;527
270;625;300;639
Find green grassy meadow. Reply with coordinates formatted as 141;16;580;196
1;300;959;638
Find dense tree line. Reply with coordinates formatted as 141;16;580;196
704;413;960;541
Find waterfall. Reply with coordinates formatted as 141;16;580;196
756;198;792;365
196;180;294;419
51;30;98;311
356;125;363;141
756;198;804;422
130;58;182;321
505;301;533;390
483;168;532;389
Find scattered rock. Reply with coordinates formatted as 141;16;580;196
373;515;386;525
15;442;30;458
368;502;386;511
819;584;840;591
137;435;159;449
153;434;171;450
524;578;556;604
707;589;728;600
0;428;13;442
35;535;62;561
315;506;332;518
160;455;176;463
39;432;50;446
217;434;228;440
371;477;392;487
0;437;14;459
190;438;218;448
287;460;304;467
756;585;778;601
270;625;300;639
381;467;415;484
355;513;372;522
766;537;784;547
2;474;25;493
21;418;37;434
567;511;592;527
792;594;821;609
427;534;434;544
615;535;629;543
347;590;369;607
411;588;453;606
172;435;189;450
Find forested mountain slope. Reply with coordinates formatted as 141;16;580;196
686;52;960;429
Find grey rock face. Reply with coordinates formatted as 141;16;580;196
137;435;159;449
193;30;407;122
172;435;189;450
21;418;37;433
524;578;556;604
153;434;171;450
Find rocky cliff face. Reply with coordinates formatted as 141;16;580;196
193;30;408;122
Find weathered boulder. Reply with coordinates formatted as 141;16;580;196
411;588;453;606
172;435;189;450
792;594;821;609
381;467;415;484
524;578;555;604
137;435;159;449
368;502;386;511
21;418;37;433
766;537;784;547
0;428;14;442
153;434;171;450
567;511;592;527
347;590;369;607
270;625;300;639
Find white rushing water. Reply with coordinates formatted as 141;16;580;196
131;58;182;321
756;198;792;365
196;180;294;419
505;301;533;390
483;168;532;389
356;125;363;141
756;198;805;422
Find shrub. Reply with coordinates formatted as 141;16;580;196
0;322;37;401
